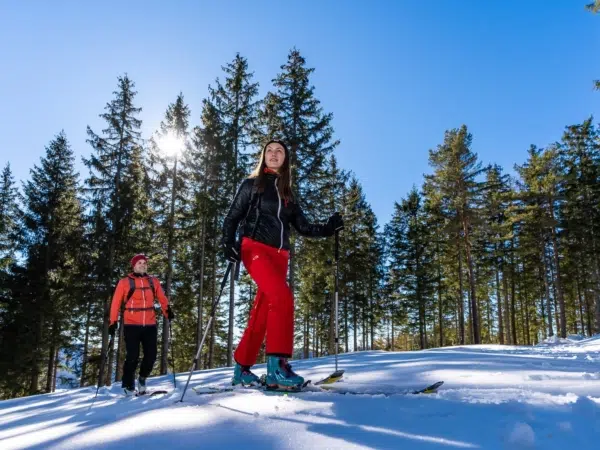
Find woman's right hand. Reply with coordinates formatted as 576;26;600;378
223;241;241;263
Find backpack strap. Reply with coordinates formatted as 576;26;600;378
123;276;159;312
127;278;136;302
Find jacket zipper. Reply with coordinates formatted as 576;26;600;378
274;178;284;251
141;278;146;326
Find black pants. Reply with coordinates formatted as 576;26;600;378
122;325;157;389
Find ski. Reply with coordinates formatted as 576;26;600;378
316;380;444;396
193;380;443;397
134;390;169;397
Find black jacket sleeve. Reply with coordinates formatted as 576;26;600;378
222;179;254;246
290;200;333;237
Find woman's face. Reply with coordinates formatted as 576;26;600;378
265;143;285;171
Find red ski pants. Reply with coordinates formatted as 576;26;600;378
234;237;294;367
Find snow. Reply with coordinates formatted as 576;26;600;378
2;336;600;449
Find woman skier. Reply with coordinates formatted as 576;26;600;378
222;139;344;391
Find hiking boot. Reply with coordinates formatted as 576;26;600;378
265;356;304;389
232;363;260;386
123;385;135;396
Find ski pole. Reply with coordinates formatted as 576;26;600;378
179;261;233;402
169;320;176;388
334;229;340;373
89;331;115;410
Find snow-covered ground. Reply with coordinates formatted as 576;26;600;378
2;337;600;449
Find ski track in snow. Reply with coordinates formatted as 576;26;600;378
1;337;600;449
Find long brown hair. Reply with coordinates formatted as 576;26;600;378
249;139;294;201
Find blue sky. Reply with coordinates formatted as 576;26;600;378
1;0;598;226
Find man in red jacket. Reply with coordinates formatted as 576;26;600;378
109;254;174;395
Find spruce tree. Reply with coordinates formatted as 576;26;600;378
21;131;83;393
209;54;260;365
82;74;143;386
259;48;339;294
0;163;21;285
150;92;191;374
515;145;567;337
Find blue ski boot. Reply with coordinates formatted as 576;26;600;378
231;363;260;386
265;356;304;391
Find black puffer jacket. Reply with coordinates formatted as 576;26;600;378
222;172;333;252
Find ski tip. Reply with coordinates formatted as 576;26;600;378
314;370;345;385
413;381;444;394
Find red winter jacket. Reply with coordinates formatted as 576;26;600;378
109;274;169;326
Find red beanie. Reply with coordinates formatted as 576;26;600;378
131;254;148;267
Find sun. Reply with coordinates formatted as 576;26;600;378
156;132;184;157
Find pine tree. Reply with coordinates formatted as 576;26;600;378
560;118;600;332
150;92;191;374
209;54;260;365
0;163;24;397
21;131;83;394
183;98;230;369
259;48;339;295
386;187;435;349
425;125;486;344
0;163;21;276
480;165;513;343
82;74;143;386
515;145;567;337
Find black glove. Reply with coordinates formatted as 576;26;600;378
326;212;344;235
167;305;175;321
108;322;117;337
223;240;241;263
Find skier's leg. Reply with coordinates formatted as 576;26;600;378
122;325;141;390
139;325;157;388
240;240;293;357
233;290;267;367
232;240;269;385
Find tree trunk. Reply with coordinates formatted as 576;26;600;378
197;216;206;369
457;239;465;345
52;347;59;392
576;269;586;336
502;266;511;345
495;247;504;344
437;243;444;347
510;238;517;345
584;283;593;337
161;157;178;374
46;322;56;393
344;287;349;353
208;238;216;369
353;280;358;352
304;306;309;358
467;279;473;344
542;246;554;337
463;219;480;344
548;198;566;338
30;310;44;394
80;300;92;387
390;314;394;351
538;264;547;341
